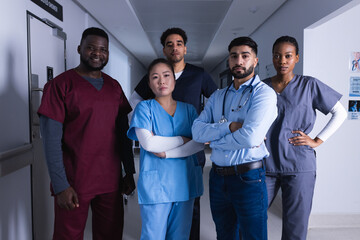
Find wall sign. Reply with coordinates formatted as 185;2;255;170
31;0;63;21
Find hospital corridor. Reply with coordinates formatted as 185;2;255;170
1;0;360;239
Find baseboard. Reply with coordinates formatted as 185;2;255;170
309;214;360;229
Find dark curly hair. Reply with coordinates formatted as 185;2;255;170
81;27;109;43
160;28;187;47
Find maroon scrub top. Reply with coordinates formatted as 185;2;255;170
38;69;131;196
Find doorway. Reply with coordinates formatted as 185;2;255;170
26;11;66;239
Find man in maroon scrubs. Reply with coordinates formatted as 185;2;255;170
38;27;135;239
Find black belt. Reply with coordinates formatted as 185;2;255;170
212;160;263;176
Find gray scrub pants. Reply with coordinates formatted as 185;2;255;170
266;172;316;240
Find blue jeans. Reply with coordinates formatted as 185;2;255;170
209;166;268;240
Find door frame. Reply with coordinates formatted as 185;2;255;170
26;11;67;239
26;11;67;141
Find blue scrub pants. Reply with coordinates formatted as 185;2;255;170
209;167;268;240
140;199;195;240
266;171;316;240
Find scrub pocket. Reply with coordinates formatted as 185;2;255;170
138;170;163;203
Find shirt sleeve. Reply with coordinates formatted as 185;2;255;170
134;74;155;100
39;115;70;194
311;77;342;114
192;91;232;143
127;101;152;141
135;128;184;153
316;101;347;142
210;85;278;151
37;79;66;123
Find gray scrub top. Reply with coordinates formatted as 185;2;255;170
263;75;342;173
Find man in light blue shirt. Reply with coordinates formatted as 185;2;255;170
192;37;277;240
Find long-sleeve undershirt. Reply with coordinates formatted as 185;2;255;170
40;116;69;194
316;101;347;142
135;128;204;158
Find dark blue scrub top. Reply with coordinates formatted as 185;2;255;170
263;75;342;173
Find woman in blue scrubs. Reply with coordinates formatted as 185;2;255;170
263;36;347;240
127;58;204;240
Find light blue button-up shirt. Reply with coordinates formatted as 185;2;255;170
192;75;277;166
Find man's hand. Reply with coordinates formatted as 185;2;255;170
122;174;136;195
229;122;243;133
56;187;79;210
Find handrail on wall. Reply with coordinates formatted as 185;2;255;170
0;144;32;160
0;144;33;177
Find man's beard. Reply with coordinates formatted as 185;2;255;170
80;56;107;71
167;54;183;65
231;65;254;79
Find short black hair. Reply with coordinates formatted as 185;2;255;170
228;36;258;55
81;27;109;43
147;58;175;81
160;28;187;47
272;36;299;55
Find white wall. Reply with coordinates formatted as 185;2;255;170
304;0;360;218
0;0;145;239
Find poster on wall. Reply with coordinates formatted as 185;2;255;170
348;100;360;120
350;52;360;72
349;77;360;97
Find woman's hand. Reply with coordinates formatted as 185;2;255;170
153;152;166;158
181;136;191;144
289;130;323;148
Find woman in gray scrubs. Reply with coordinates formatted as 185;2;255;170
263;36;347;240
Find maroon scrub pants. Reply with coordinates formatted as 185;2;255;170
53;190;124;240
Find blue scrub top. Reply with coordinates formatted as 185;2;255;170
127;100;203;204
263;75;342;173
134;64;218;167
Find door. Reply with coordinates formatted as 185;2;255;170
27;11;66;239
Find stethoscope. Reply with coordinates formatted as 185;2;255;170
219;76;256;123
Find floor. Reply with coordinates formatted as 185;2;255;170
85;151;360;239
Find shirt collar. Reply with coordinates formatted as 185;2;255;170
229;75;260;91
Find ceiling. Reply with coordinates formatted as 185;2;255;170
74;0;287;72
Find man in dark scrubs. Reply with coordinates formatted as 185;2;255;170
38;27;135;239
129;27;218;240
